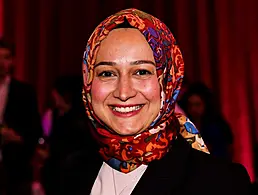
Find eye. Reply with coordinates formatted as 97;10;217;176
98;71;115;77
135;69;152;76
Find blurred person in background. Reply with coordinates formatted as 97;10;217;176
179;82;234;160
39;75;96;195
41;76;79;138
0;40;42;195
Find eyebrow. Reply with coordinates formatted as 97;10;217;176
95;60;156;67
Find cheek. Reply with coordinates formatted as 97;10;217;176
137;78;160;102
91;79;113;104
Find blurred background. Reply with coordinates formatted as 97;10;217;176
0;0;258;193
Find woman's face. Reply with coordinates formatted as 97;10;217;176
0;48;13;79
91;28;161;135
187;94;205;119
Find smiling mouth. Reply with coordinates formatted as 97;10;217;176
109;104;144;116
110;105;143;113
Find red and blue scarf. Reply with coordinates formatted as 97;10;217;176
82;8;209;173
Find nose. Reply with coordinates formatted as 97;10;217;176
113;74;137;101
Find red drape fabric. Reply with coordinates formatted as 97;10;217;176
3;0;257;181
0;0;3;37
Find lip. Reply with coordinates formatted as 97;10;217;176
109;104;144;107
109;104;144;118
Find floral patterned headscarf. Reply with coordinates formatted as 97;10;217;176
82;8;209;173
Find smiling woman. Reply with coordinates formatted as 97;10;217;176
92;28;160;135
57;8;251;195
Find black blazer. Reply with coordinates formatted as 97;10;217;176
2;79;42;180
56;134;252;195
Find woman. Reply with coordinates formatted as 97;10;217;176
179;82;234;160
57;9;251;195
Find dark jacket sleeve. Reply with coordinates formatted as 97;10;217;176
21;85;43;153
229;163;252;195
4;81;43;160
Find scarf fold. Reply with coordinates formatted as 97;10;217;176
82;8;209;173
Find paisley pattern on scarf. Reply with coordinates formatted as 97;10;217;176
82;8;209;173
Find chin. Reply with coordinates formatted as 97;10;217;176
112;125;145;136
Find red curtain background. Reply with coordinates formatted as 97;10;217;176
3;0;258;181
0;0;3;37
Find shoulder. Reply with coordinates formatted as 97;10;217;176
10;79;37;98
56;149;102;194
189;147;247;175
10;79;32;89
161;136;252;194
188;148;251;194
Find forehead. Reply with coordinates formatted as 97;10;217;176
100;28;149;47
96;28;154;60
188;94;203;102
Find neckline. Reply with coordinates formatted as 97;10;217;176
110;162;147;195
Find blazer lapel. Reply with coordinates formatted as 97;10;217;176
58;137;103;195
81;153;103;195
132;135;191;195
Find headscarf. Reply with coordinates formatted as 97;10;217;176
82;8;209;173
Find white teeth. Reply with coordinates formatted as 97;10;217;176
112;105;142;113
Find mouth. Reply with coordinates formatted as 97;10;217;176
109;104;144;117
